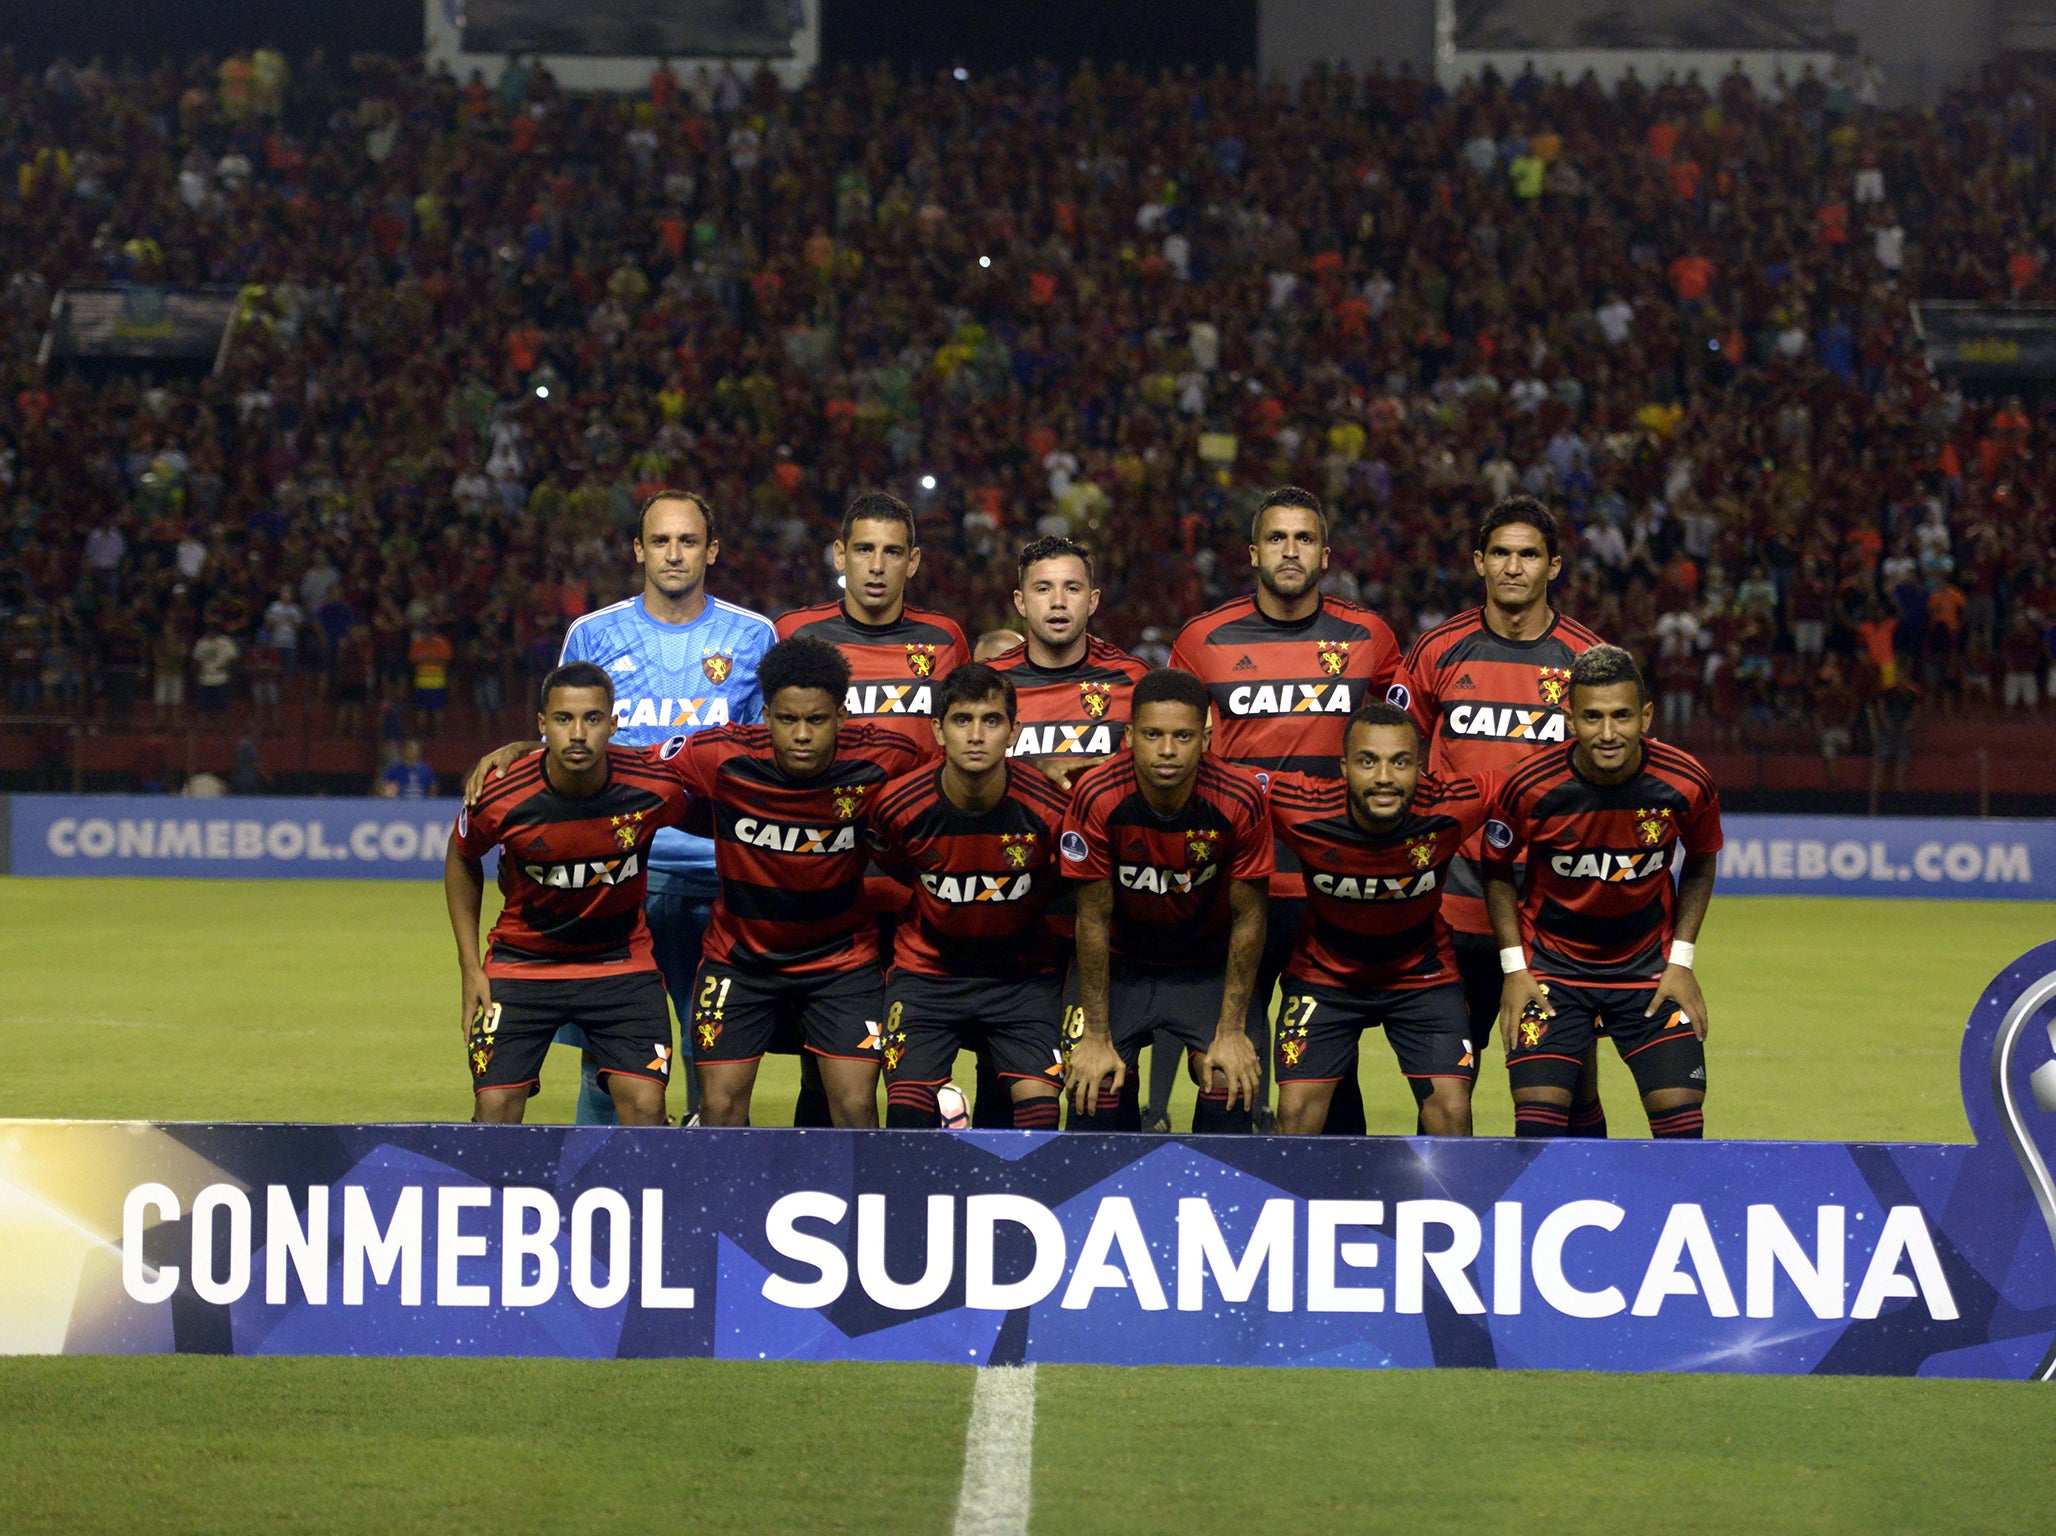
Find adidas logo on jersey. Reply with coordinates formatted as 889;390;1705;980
616;696;730;730
1233;655;1257;671
1309;868;1438;901
607;656;638;674
1547;848;1672;882
846;683;934;716
1446;703;1567;742
1452;673;1475;690
732;817;859;854
1117;861;1219;895
1226;682;1353;715
518;851;641;889
919;871;1034;903
1009;722;1118;757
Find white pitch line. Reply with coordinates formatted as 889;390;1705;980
952;1364;1038;1536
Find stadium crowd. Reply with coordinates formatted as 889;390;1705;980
5;46;2056;757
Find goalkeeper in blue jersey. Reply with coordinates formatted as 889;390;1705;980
555;489;775;1124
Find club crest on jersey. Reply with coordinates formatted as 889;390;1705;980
1001;832;1038;869
905;645;939;678
1518;1014;1547;1049
609;809;649;850
694;1019;721;1051
468;1041;493;1077
1317;640;1350;676
1406;835;1437;870
1186;829;1221;866
1636;808;1674;846
702;650;734;685
1538;667;1572;706
832;784;869;821
1079;681;1113;718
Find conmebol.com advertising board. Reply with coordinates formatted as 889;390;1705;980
3;795;462;879
5;798;2052;898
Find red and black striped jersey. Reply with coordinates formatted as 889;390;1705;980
1490;741;1723;987
1403;606;1608;936
653;721;930;975
1170;593;1427;897
990;637;1151;765
866;761;1074;979
775;600;970;754
1268;770;1505;992
1060;755;1273;969
455;747;691;980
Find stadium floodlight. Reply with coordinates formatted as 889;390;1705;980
535;384;550;399
979;256;992;268
953;67;968;81
920;474;937;491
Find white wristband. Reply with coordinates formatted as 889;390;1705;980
1668;940;1696;968
1499;946;1529;975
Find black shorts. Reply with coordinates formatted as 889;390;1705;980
1505;978;1705;1096
1107;958;1227;1065
687;961;884;1066
884;971;1065;1088
1275;979;1476;1085
469;971;674;1097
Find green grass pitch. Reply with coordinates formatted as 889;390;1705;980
2;877;2054;1532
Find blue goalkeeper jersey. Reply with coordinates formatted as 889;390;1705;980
559;593;775;893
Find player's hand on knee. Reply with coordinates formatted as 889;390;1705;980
1497;971;1548;1054
1203;1030;1261;1110
1647;963;1710;1041
461;970;491;1041
1064;1035;1124;1115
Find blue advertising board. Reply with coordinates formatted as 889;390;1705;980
4;794;462;880
7;797;2052;899
1716;814;2056;900
4;943;2054;1376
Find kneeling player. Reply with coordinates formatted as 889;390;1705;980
1060;668;1270;1132
445;663;689;1125
868;664;1071;1130
1268;703;1497;1135
1486;646;1720;1139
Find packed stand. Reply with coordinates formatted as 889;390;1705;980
3;47;2056;764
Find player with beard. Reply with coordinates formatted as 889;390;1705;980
867;664;1072;1130
1267;704;1500;1136
1170;486;1425;1133
555;489;774;1126
1061;668;1271;1133
1488;646;1721;1140
446;663;690;1125
1403;496;1613;1135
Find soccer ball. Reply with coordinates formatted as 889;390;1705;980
936;1084;970;1129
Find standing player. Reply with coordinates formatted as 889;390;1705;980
867;664;1073;1130
661;636;930;1127
1061;668;1271;1133
778;490;969;1124
445;662;689;1124
1404;495;1612;1134
1170;486;1424;1131
992;536;1151;789
1267;704;1499;1136
1487;646;1721;1139
777;491;970;748
556;489;774;1126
